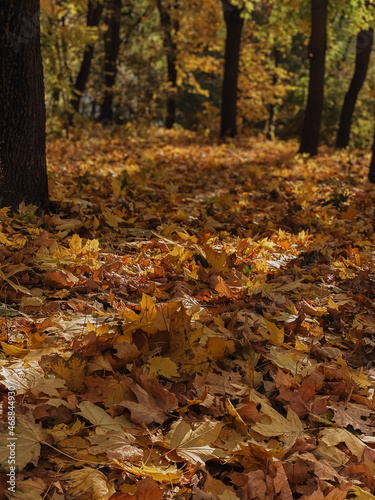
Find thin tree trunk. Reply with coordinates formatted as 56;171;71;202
220;1;244;138
299;0;328;156
369;129;375;182
100;0;122;123
156;0;179;129
71;0;104;115
336;29;373;149
0;0;49;208
266;47;280;140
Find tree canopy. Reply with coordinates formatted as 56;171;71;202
36;0;375;149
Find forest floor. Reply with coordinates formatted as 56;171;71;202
1;129;375;499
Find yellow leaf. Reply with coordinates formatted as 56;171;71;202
294;337;308;352
214;276;234;298
78;401;132;433
177;230;197;243
113;462;183;483
205;472;238;500
165;418;223;464
206;337;235;360
92;216;100;231
1;343;30;357
140;293;157;323
350;485;375;499
328;296;339;311
167;244;193;266
225;399;248;435
250;392;302;451
319;427;365;462
46;420;85;442
204;245;227;271
82;238;100;254
67;468;115;500
69;234;82;254
86;321;109;335
147;356;180;378
7;280;32;296
103;211;122;229
49;354;87;391
20;296;44;307
265;319;284;345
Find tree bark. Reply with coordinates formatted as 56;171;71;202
220;1;244;139
266;46;280;140
299;0;328;156
156;0;179;129
71;0;104;114
100;0;122;123
0;0;49;208
336;29;373;149
369;129;375;182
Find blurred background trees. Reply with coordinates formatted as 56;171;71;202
40;0;375;150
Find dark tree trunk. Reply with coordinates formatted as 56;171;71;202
299;0;328;156
0;0;49;208
369;129;375;182
266;47;280;140
71;0;104;115
336;29;373;149
220;1;244;138
156;0;179;129
100;0;122;123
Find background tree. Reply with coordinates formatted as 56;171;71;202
369;130;375;181
70;0;104;116
220;0;244;138
0;0;49;208
299;0;328;155
336;28;373;149
37;0;375;151
156;0;179;129
100;0;122;122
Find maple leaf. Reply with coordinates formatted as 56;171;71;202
249;391;303;451
0;415;50;470
113;461;183;484
67;468;116;500
78;401;132;433
165;418;223;464
1;362;66;396
118;376;178;425
8;477;47;499
44;353;87;391
88;432;143;463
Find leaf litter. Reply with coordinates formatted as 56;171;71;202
0;130;375;498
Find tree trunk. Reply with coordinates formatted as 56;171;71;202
71;0;104;115
99;0;122;123
336;29;373;149
0;0;49;208
369;129;375;182
299;0;328;156
266;46;280;140
156;0;179;129
220;1;244;139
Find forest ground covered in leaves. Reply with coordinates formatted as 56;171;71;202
1;130;375;499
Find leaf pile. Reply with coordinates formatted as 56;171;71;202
1;130;375;499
